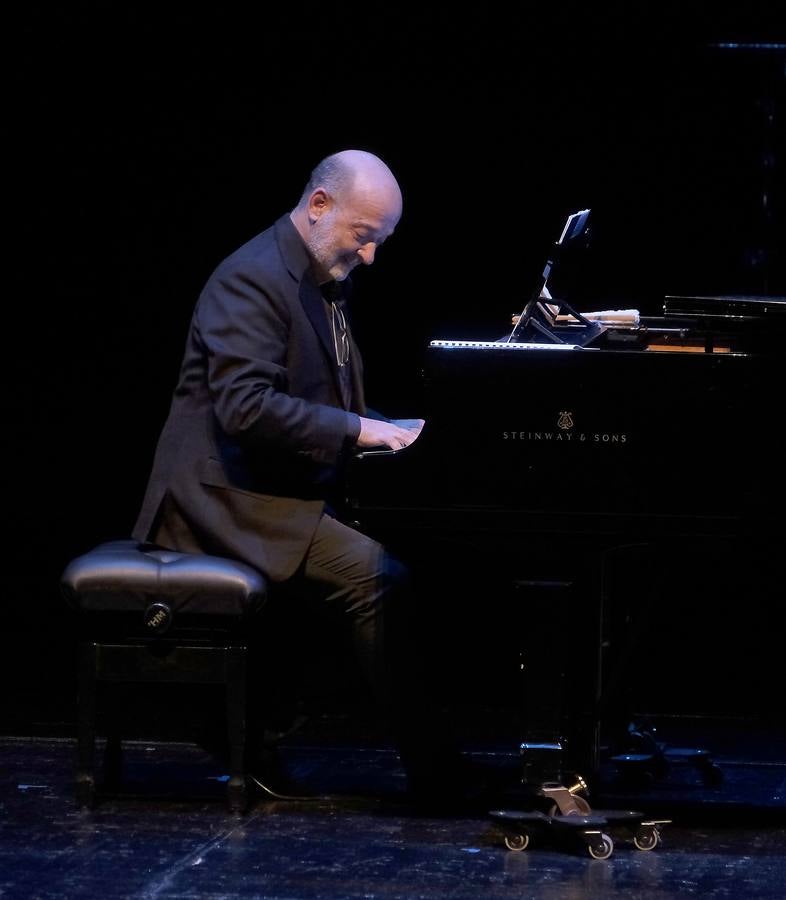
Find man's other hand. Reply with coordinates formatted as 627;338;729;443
357;417;425;450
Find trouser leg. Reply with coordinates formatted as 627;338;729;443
300;514;402;710
248;514;458;785
304;516;461;780
245;515;402;754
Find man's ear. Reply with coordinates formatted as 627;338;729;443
308;188;330;223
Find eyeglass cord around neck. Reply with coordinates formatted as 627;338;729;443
330;300;350;367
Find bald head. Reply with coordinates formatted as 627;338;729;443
296;150;402;217
291;150;403;284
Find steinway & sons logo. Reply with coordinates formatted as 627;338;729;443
502;411;628;444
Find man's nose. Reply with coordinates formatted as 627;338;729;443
357;243;377;265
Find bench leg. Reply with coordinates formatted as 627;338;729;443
226;646;248;814
76;642;97;808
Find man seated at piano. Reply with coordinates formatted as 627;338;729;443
131;148;493;809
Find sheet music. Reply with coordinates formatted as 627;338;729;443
508;207;592;344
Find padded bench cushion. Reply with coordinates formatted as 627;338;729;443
61;540;267;618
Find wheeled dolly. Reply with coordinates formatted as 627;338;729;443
490;777;671;859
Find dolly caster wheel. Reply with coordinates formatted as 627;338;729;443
587;833;614;860
634;825;660;851
504;832;529;852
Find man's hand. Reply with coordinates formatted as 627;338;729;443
357;417;425;450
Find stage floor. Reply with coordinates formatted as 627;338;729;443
1;712;785;899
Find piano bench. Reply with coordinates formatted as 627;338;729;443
60;539;268;814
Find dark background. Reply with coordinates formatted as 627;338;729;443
6;5;784;737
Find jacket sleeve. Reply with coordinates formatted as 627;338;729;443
194;261;359;464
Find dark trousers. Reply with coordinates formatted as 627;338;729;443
301;513;401;707
249;514;457;780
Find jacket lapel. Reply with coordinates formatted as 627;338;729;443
299;277;336;369
275;215;360;410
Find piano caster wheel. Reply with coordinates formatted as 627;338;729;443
548;795;591;817
76;774;96;809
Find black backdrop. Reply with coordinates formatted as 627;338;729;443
6;5;784;735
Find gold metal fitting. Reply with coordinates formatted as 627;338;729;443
567;775;588;795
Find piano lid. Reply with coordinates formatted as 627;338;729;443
663;294;786;320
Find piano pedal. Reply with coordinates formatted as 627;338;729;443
609;723;723;787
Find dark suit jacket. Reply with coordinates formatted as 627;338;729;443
132;214;370;581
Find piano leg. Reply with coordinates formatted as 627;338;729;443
594;542;723;789
513;567;603;787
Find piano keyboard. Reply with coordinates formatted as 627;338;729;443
429;339;580;351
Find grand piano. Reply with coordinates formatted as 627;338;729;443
352;292;782;530
347;210;784;780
